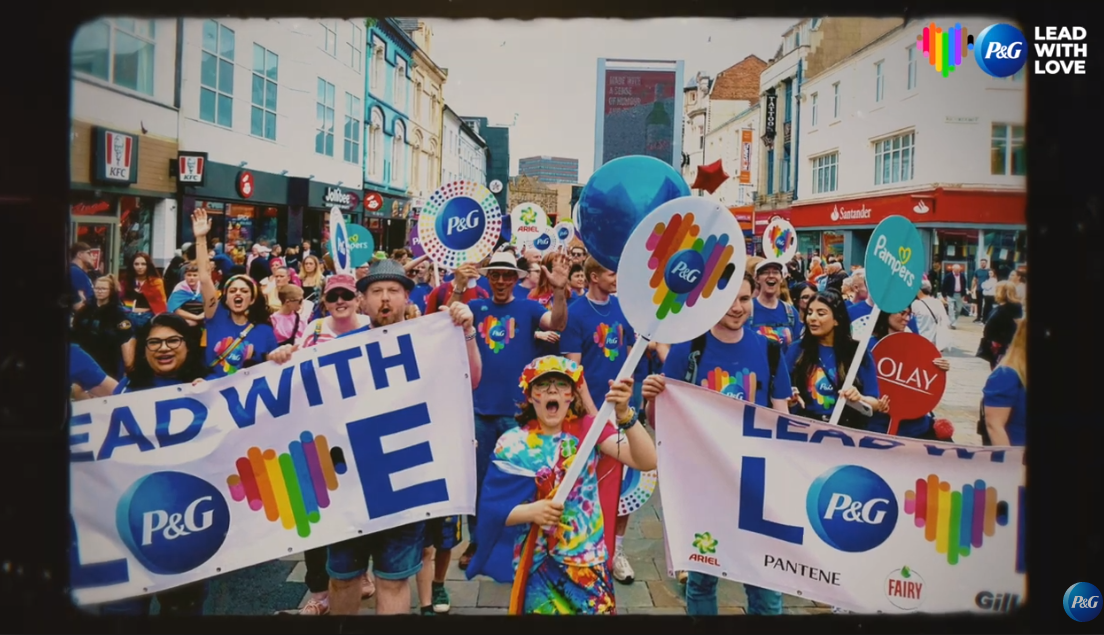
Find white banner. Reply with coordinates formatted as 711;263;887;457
70;312;477;605
656;380;1026;614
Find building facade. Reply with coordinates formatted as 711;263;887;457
363;18;418;250
174;18;368;261
395;19;445;210
461;116;510;214
680;72;712;185
792;17;1026;276
704;104;760;242
441;106;462;185
458;119;488;186
518;156;579;184
70;18;182;272
507;176;559;224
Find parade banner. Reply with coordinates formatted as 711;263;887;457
656;380;1026;614
69;313;477;605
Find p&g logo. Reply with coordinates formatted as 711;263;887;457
533;234;552;250
116;471;230;575
974;23;1028;78
436;197;484;251
664;250;705;294
807;465;898;553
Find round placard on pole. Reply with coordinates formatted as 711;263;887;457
329;206;352;275
347;224;375;268
510;202;548;249
864;215;926;314
619;466;658;516
417;180;502;269
554;221;575;249
531;226;556;255
872;332;947;435
762;217;797;264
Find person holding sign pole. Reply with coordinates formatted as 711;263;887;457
786;290;887;427
467;356;656;614
641;272;793;616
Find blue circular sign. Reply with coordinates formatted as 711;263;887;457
533;233;553;251
116;471;231;575
557;226;571;241
346;224;375;268
435;196;485;252
1065;582;1102;622
806;465;898;553
974;24;1027;78
663;249;706;295
864;215;925;314
333;221;350;272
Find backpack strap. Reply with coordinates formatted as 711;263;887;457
783;302;796;327
766;340;782;398
685;333;709;385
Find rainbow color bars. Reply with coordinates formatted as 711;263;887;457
917;23;975;77
646;213;737;319
904;476;1009;565
226;431;347;538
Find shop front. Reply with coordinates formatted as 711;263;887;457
179;162;290;263
362;187;412;252
728;206;755;255
70;122;179;273
304;182;364;249
789;188;1026;276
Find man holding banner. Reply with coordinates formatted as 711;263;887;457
642;271;794;616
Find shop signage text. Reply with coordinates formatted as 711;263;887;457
324;187;361;211
830;204;872;222
790;191;1026;228
92;127;139;185
177;152;208;186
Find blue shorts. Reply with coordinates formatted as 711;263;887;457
424;515;463;550
327;521;426;581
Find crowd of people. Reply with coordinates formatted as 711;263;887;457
67;217;1027;616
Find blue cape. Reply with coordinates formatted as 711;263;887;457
465;460;536;584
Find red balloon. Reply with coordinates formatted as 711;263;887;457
871;332;947;422
933;418;955;440
690;159;730;194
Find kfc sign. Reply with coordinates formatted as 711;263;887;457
324;187;360;211
92;127;139;185
177;152;208;186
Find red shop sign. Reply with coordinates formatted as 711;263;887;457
871;332;947;435
237;171;255;199
363;191;384;213
790;190;1026;228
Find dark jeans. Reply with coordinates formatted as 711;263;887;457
304;546;330;594
467;414;520;545
96;581;208;616
685;572;782;615
982;296;995;322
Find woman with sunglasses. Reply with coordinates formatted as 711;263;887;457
192;210;295;377
298;274;372;347
864;307;950;440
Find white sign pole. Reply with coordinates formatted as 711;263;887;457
826;307;881;427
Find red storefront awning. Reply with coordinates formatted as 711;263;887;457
788;189;1025;228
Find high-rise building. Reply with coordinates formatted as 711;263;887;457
461;116;510;213
517;156;579;184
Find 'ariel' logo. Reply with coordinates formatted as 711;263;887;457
520;207;537;225
693;532;718;555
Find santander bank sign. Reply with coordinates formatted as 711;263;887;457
830;204;872;222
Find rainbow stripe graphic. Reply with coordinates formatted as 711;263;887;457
594;322;624;361
226;431;347;538
767;225;794;260
645;213;737;319
917;23;975;78
703;368;756;402
904;476;1009;565
478;315;515;353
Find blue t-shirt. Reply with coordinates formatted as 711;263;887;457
114;375;187;394
409;282;433;315
749;299;798;351
560;295;637;408
205;305;279;377
982;366;1026;446
70;344;107;391
864;337;933;438
470;296;549;416
476;276;492;295
848;301;920;335
785;343;880;419
70;263;94;307
662;328;793;406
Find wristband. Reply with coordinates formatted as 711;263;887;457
616;407;637;430
465;330;477;341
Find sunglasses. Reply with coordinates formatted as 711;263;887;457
487;271;517;280
571;251;586;257
325;290;356;303
146;336;185;352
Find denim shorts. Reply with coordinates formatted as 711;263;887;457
327;521;426;581
424;515;463;551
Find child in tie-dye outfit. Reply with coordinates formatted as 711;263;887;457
466;356;657;614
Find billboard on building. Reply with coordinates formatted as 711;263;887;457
594;59;684;170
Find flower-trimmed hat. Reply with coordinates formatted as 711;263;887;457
519;355;584;394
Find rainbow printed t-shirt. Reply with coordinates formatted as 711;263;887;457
784;343;881;419
470;297;548;416
560;294;637;409
662;328;793;407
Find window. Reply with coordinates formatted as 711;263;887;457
370;39;385;93
812;153;838;194
874;132;914;185
991;124;1026;176
394;59;407;111
200;20;234;127
833;82;840;118
429;140;439;190
874;61;884;102
316;78;335;157
392;121;406;187
348;23;362;72
907;45;917;90
344;93;361;164
368;108;384;180
72;19;156;95
414;81;423;120
411;132;422;190
322;21;337;57
250;45;278;140
811;93;818;126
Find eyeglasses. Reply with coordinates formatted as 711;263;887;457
532;378;573;394
325;290;356;303
487;271;517;280
146;336;185;351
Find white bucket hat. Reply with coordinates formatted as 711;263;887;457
478;251;529;276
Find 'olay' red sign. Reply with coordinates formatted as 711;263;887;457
871;332;946;432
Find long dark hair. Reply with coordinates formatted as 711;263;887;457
792;290;863;392
220;274;272;326
514;373;589;427
125;313;209;391
124;252;161;283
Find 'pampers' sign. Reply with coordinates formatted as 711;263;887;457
69;313;476;605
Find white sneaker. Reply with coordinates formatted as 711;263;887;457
612;547;634;585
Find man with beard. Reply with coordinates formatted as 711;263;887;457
642;272;793;616
326;259;481;616
450;250;570;570
748;260;798;351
